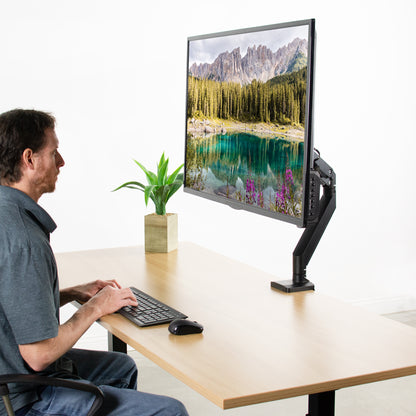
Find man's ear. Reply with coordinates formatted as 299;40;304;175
21;148;36;171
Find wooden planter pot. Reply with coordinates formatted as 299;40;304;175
144;213;178;253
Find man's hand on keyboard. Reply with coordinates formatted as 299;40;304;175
71;279;122;302
88;285;139;317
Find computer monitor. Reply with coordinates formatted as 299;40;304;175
184;19;336;292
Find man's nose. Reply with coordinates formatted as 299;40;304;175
56;151;65;167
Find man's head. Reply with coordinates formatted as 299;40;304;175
0;109;65;201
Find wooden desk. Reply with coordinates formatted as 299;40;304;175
56;243;416;414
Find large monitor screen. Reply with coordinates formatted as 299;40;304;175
184;19;315;227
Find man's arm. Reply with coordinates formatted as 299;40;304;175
19;285;137;372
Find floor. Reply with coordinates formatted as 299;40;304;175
127;310;416;416
66;307;416;415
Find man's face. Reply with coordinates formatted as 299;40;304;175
31;128;65;196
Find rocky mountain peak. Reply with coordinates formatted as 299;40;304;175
189;38;308;85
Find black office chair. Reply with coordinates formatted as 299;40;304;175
0;374;104;416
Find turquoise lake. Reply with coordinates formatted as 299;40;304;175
185;132;304;216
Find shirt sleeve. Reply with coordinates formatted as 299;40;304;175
0;246;59;345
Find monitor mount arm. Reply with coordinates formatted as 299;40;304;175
271;151;336;293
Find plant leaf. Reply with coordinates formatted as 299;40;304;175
166;180;183;203
144;185;157;206
153;185;165;200
175;172;184;183
157;158;169;186
158;152;166;170
166;164;184;185
161;185;170;204
133;159;158;185
112;181;146;192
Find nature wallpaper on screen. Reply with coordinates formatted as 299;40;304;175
185;24;309;219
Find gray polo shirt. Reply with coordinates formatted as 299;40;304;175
0;186;65;413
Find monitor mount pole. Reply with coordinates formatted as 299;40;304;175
271;152;336;293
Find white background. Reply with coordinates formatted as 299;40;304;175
1;0;415;313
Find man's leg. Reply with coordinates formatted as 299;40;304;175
64;348;189;416
24;383;188;416
97;385;188;416
24;384;97;416
65;348;138;390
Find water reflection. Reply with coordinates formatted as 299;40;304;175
186;132;304;218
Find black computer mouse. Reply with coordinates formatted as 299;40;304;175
168;319;204;335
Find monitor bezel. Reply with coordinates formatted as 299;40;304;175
184;19;316;228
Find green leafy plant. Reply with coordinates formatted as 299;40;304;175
113;153;184;216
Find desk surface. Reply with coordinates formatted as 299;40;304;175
56;243;416;409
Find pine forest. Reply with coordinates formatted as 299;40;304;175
187;67;307;127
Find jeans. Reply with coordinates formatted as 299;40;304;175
18;349;189;416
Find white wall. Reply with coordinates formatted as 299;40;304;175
1;0;415;313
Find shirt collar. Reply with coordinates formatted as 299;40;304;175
0;185;57;234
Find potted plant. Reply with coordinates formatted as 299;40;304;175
113;153;184;253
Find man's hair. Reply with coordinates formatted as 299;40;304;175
0;109;56;184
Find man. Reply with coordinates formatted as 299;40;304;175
0;109;189;416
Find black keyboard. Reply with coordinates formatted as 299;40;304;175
117;287;187;327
